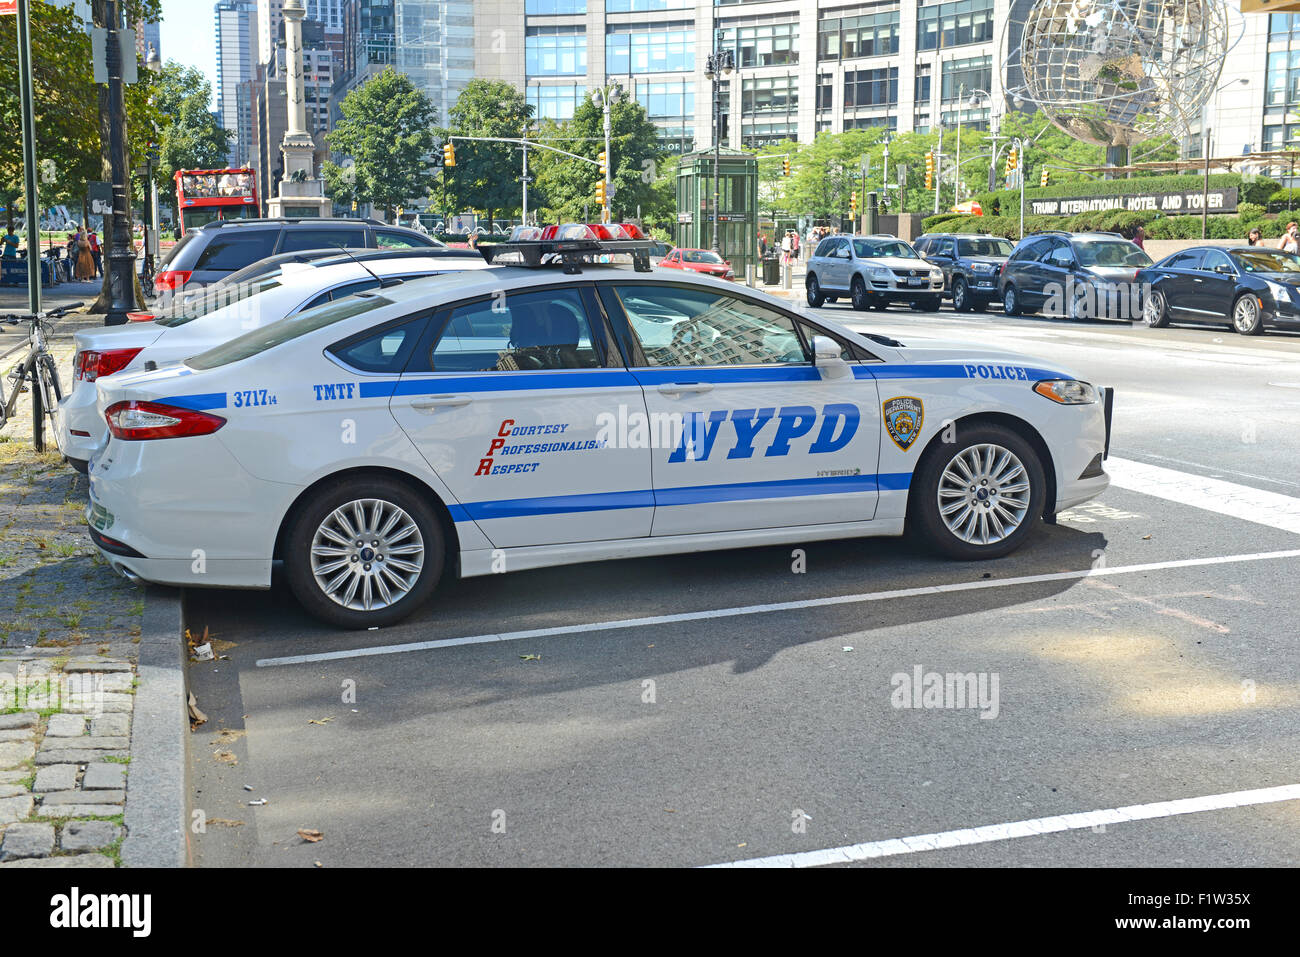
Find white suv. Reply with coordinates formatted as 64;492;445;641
805;235;945;312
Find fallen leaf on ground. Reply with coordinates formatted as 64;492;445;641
209;818;244;828
213;728;245;745
519;654;541;661
188;691;208;727
297;828;324;843
308;716;334;725
213;749;237;765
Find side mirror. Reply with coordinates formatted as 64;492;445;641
812;335;850;378
1216;263;1234;274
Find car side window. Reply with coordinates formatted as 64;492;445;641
327;315;429;374
612;284;807;368
796;319;866;361
1011;238;1045;262
1045;242;1074;267
193;231;278;270
1164;251;1202;270
373;229;426;249
934;239;954;259
833;239;851;260
426;287;601;373
1200;250;1231;273
278;227;368;253
814;238;837;258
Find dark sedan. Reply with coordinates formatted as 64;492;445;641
1138;246;1300;335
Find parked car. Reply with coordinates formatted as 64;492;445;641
914;233;1015;312
86;231;1111;628
153;218;442;293
58;248;487;473
805;235;945;311
658;247;735;280
1137;245;1300;335
999;231;1152;320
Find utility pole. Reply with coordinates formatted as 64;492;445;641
933;122;944;215
706;41;735;253
1017;138;1026;240
14;0;41;315
104;0;136;325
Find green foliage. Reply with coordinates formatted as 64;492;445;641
323;68;439;217
438;79;533;221
529;89;665;224
1237;202;1265;223
153;62;230;190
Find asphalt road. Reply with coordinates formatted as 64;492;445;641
185;304;1300;868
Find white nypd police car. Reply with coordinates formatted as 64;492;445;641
86;232;1112;628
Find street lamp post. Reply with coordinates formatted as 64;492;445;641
104;0;136;326
1202;77;1250;240
590;83;621;224
705;43;735;253
143;45;162;289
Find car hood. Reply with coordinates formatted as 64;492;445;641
1081;265;1144;280
869;337;1082;381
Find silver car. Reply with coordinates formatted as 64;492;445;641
806;235;945;312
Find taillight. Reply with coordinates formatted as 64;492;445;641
75;348;143;382
154;270;191;291
104;401;226;441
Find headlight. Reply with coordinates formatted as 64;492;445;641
970;262;996;274
1264;279;1300;303
868;265;892;280
1033;379;1098;405
930;269;943;280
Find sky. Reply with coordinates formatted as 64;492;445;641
159;0;220;109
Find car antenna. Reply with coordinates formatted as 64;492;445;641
332;244;402;288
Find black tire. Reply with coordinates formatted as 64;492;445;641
34;354;62;455
850;276;870;311
1002;284;1027;316
1231;293;1264;336
30;360;44;454
1142;287;1170;328
952;276;972;312
909;423;1046;561
806;274;826;308
284;476;446;629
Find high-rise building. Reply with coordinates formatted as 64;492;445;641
261;0;346;65
216;1;259;169
335;1;474;124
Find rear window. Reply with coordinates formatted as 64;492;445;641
155;276;283;327
191;230;280;271
374;228;440;249
187;294;395;370
159;231;196;268
958;237;1013;258
1074;241;1151;268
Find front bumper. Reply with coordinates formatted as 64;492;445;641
1052;386;1113;513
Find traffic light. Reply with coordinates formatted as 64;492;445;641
598;151;608;176
850;190;858;215
1005;148;1017;176
924;151;934;190
1040;168;1050;188
782;156;791;177
442;142;456;167
595;180;606;206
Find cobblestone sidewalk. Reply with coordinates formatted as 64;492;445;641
0;314;148;866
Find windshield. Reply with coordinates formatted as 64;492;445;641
187;294;395;370
958;237;1014;258
1232;249;1300;273
154;276;283;327
681;250;724;264
1074;241;1152;268
853;239;918;259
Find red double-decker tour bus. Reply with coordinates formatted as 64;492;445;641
174;168;259;235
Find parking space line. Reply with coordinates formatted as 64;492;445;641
706;782;1300;868
255;547;1300;668
1108;456;1300;534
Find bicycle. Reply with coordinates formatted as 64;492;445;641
0;301;82;453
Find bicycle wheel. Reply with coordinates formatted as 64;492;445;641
32;353;62;454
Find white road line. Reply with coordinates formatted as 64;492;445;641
255;547;1300;667
1113;451;1300;490
1107;456;1300;534
706;782;1300;868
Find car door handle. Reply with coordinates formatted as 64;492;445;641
409;394;472;411
657;382;714;397
1192;277;1204;282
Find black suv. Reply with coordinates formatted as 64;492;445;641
156;218;441;291
998;231;1153;319
913;233;1016;312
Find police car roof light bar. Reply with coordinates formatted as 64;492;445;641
484;224;653;273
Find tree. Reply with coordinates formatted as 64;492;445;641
441;79;533;225
153;62;231;188
530;90;664;224
322;67;439;220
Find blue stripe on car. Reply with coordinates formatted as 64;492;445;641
446;472;912;522
158;392;227;411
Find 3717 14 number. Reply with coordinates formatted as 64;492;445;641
232;389;277;408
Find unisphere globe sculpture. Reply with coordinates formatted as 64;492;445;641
1017;0;1230;147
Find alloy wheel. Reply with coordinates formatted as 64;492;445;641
310;498;426;611
937;444;1032;545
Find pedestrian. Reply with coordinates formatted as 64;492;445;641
88;228;101;277
1247;226;1262;246
780;230;792;266
74;228;94;281
1132;225;1145;250
1279;221;1299;253
1;225;19;259
791;230;800;262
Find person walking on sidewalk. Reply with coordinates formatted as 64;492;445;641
88;228;102;277
74;228;95;281
1;226;19;259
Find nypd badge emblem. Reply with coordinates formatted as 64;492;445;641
883;396;924;451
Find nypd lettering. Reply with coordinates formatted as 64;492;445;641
883;396;924;451
964;363;1029;381
668;403;860;463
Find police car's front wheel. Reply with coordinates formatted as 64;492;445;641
910;425;1045;561
285;477;445;629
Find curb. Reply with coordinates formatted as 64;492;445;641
121;585;190;868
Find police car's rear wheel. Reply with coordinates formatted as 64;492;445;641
286;478;444;629
910;425;1044;560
